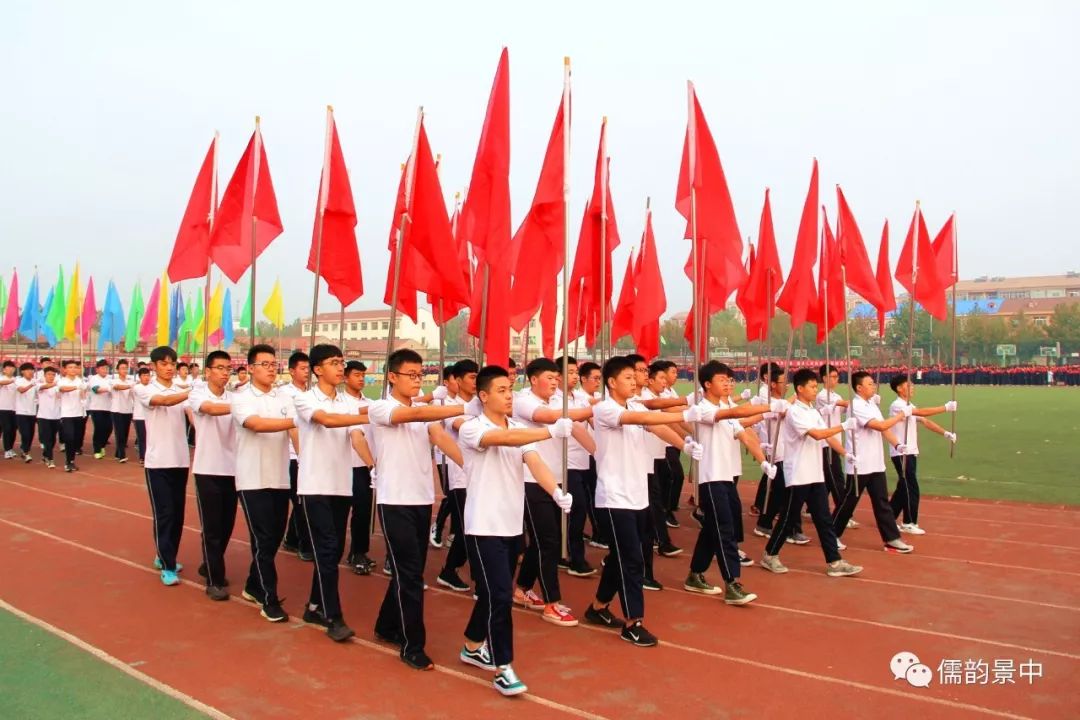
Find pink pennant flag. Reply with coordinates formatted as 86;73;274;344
139;278;161;342
1;270;19;341
80;277;97;344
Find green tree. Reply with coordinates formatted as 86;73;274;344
1048;302;1080;352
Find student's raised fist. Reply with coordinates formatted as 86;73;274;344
750;395;767;406
550;417;574;439
842;417;859;432
683;439;704;461
945;400;958;412
432;386;450;402
682;405;705;423
769;399;788;414
870;394;881;406
740;388;753;401
552;488;574;513
760;461;778;480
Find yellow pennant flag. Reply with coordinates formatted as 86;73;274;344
262;277;285;330
64;263;82;341
156;271;170;347
194;281;224;340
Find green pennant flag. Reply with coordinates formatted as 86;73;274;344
0;274;7;319
239;287;252;330
124;281;144;352
46;266;67;342
189;292;205;353
178;293;194;356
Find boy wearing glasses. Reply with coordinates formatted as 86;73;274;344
132;347;192;586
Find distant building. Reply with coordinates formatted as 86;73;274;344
953;273;1080;302
995;297;1078;327
299;309;439;349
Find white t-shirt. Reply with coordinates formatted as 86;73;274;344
782;400;828;487
696;397;744;484
36;382;60;420
566;388;592;471
14;377;37;416
0;376;16;411
110;375;135;415
279;383;305;461
460;413;537;536
844;396;886;474
368;396;436;506
57;377;86;419
432;393;457;463
511;388;559;485
638;387;671;461
133;380;191;469
343;392;370;469
763;397;790;462
188;386;236;476
132;382;150;420
231;384;294;491
294;388;354;496
815;388;844;448
889;398;922;457
87;374;113;412
591;398;651;510
174;376;193;391
441;395;468;491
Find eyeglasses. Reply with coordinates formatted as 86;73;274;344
251;361;277;370
321;359;345;368
392;371;423;381
208;365;231;372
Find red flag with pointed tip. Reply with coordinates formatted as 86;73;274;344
813;208;844;343
610;250;636;344
210;126;284;283
875;220;896;337
168;138;219;283
835;186;885;310
738;188;785;341
895;206;948;320
776;160;820;328
632;210;667;360
931;214;958;288
308;111;363;307
428;201;470;324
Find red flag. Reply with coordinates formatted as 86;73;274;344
931;213;958;288
776;159;819;329
308;109;362;307
632;208;667;360
167;137;218;283
461;49;513;365
895;205;948;320
835;186;885;310
737;189;784;341
875;220;896;337
426;199;470;325
676;83;746;318
610;249;636;344
813;208;844;343
210;123;284;283
567;120;620;348
509;94;566;339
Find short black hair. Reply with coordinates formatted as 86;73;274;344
761;362;784;383
247;344;275;365
526;357;559;379
39;356;51;363
44;366;58;375
388;348;423;373
236;365;249;373
309;344;343;370
819;363;839;376
851;370;873;389
661;360;678;372
625;353;646;367
578;361;601;380
442;364;456;381
137;367;150;377
288;351;309;369
150;346;177;363
648;360;667;379
477;364;509;394
116;359;129;368
507;357;517;369
205;350;231;368
602;356;635;389
453;359;479;378
19;362;34;373
553;356;577;370
189;362;199;370
95;359;109;369
699;360;734;388
62;359;80;368
177;362;189;370
345;360;367;375
793;368;820;389
2;360;15;369
889;373;910;393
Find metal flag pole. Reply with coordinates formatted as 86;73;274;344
477;265;490;365
686;81;702;503
383;107;424;399
202;131;219;356
309;107;335;356
821;216;835;473
559;56;572;561
949;213;958;458
249;116;262;351
598;116;609;362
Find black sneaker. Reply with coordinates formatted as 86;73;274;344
643;577;664;592
281;542;299;554
241;588;265;605
64;463;76;473
303;606;331;628
567;562;597;577
374;628;403;646
261;601;288;623
297;549;314;562
665;512;680;529
436;568;470;592
584;604;624;630
557;558;571;571
205;585;229;602
327;618;355;643
620;620;659;647
691;509;705;528
402;650;434;671
657;543;683;558
351;553;374;576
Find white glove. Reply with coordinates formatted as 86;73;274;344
432;385;449;401
740;388;752;401
760;461;777;480
870;394;881;406
820;403;836;417
763;411;778;421
842;417;858;431
750;395;767;407
945;400;958;412
550;417;573;439
901;405;914;418
592;391;602;400
759;442;773;453
552;488;573;513
769;398;787;414
683;439;704;461
895;443;910;455
944;431;957;443
845;453;858;467
683;405;705;423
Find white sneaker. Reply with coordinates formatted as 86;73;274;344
760;554;788;574
885;538;914;554
835;539;847;551
846;519;859;529
428;523;443;549
900;523;926;536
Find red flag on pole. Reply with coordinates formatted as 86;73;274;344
737;188;785;341
835;186;885;309
427;198;470;325
813;208;845;343
210;124;283;283
462;49;513;365
632;207;667;360
167;137;219;283
307;109;363;307
895;205;948;320
875;220;896;337
776;159;820;329
610;249;636;344
931;213;958;288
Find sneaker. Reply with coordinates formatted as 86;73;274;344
382;562;392;576
691;509;705;527
64;463;76;473
900;523;926;536
884;538;914;554
826;560;863;577
642;577;663;592
493;665;528;696
374;628;403;646
567;562;597;577
557;558;571;571
205;585;229;601
93;451;105;459
752;525;770;538
738;549;754;567
429;523;443;549
801;510;811;518
542;604;578;627
513;588;545;610
46;460;56;469
788;532;811;545
847;518;860;529
760;554;788;574
241;589;264;604
402;650;435;671
683;572;722;595
620;621;659;647
118;457;128;464
665;512;680;529
297;549;314;562
260;601;288;623
281;542;299;554
436;569;470;592
153;558;183;572
22;453;32;463
836;539;848;551
584;604;624;630
303;606;331;628
749;505;761;516
351;553;374;576
588;539;609;549
327;618;355;642
657;543;683;558
160;570;180;586
460;642;494;670
724;582;757;605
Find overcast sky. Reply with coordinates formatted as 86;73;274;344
3;1;1078;323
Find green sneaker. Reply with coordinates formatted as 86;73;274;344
683;572;722;595
723;581;757;605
